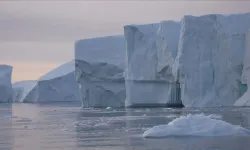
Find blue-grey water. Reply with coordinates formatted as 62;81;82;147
1;103;250;150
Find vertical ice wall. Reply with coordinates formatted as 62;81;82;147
0;65;13;102
75;36;126;107
177;13;250;107
124;21;181;107
235;29;250;106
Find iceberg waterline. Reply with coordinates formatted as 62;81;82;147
143;113;250;138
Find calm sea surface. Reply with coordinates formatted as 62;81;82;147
1;103;250;150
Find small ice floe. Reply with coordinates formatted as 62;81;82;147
166;114;178;118
105;107;112;110
143;113;250;138
4;115;19;119
93;122;109;128
207;114;222;119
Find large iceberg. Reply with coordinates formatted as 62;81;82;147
13;61;80;103
235;29;250;106
0;65;13;102
75;36;126;107
176;13;250;107
143;114;250;138
124;21;182;107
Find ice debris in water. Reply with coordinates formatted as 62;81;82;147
105;107;112;110
207;114;222;119
143;113;250;138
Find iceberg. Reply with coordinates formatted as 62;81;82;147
12;80;37;103
176;13;250;107
124;21;182;107
0;65;13;102
235;29;250;106
36;61;80;103
75;36;126;107
13;61;80;103
143;114;250;138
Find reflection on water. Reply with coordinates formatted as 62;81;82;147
0;103;250;150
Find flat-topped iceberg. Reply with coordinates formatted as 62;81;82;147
176;13;250;107
124;21;182;107
143;114;250;138
75;36;126;107
0;65;13;102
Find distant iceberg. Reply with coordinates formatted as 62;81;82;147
13;61;80;103
143;114;250;138
12;80;37;103
0;65;13;102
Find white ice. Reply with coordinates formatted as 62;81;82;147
176;13;250;107
13;61;80;103
12;80;37;103
124;21;181;107
235;29;250;106
143;114;250;138
75;36;126;108
0;65;13;102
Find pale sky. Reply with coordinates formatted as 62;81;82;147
1;1;250;82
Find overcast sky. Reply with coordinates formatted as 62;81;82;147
1;1;250;82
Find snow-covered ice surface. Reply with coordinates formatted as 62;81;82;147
124;21;181;107
75;35;126;69
0;65;13;102
176;13;250;107
12;80;37;103
75;36;126;108
12;61;80;103
143;114;250;138
235;29;250;106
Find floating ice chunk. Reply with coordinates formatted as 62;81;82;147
93;122;109;128
207;114;222;119
106;107;112;110
143;114;250;138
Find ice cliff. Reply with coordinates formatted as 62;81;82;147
0;65;13;102
124;21;182;107
75;36;126;107
176;13;250;107
235;29;250;106
13;61;81;103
